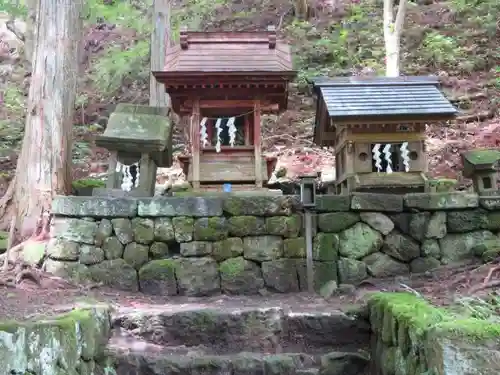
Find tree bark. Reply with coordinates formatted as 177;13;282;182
24;0;38;65
383;0;407;77
0;0;83;238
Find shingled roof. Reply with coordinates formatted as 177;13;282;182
312;76;458;118
162;29;294;74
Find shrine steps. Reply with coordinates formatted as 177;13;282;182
108;301;371;375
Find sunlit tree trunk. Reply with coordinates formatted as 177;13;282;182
293;0;309;20
0;0;83;250
383;0;407;76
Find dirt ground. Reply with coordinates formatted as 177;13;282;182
1;259;498;322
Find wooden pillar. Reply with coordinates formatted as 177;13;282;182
106;151;119;189
253;100;263;188
191;99;201;189
244;115;251;146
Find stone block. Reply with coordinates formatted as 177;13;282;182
296;260;338;291
79;245;105;265
315;194;351;212
193;217;228;241
111;218;133;245
219;257;264;294
313;233;339;261
180;241;213;257
153;217;175;242
439;230;495;264
149;242;170;259
337;257;368;285
404;192;479;210
172;216;194;242
123;242;149;270
478;196;500;210
447;209;488;233
89;259;138;291
283;237;306;258
47;238;80;261
102;237;124;260
351;193;403;212
174;257;220;296
212;238;244;261
265;215;301;238
338;223;383;260
138;259;178;295
44;259;92;284
131;217;155;244
410;257;440;273
318;212;359;233
223;195;297;216
227;216;266;237
360;212;394;235
137;197;223;217
262;258;300;293
382;231;420;262
52;195;137;217
243;236;283;262
363;252;409;277
52;218;98;245
95;219;113;246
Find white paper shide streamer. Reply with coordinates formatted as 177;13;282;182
215;118;223;153
116;162;140;191
383;144;393;174
400;142;410;172
227;117;237;147
200;117;209;147
372;144;382;172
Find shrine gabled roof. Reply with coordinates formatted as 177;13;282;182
161;29;294;74
311;76;458;118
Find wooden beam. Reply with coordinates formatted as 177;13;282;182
198;100;275;108
244;115;251;145
191;99;201;189
254;100;263;188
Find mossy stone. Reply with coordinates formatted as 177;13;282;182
313;233;339;261
219;256;264;294
138;259;177;295
318;212;360;233
228;216;266;237
172;216;194;242
213;237;244;262
283;237;306;258
265;215;301;238
194;217;228;241
149;241;170;258
123;242;149;269
131;218;155;244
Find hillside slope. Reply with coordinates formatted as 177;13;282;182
0;0;498;190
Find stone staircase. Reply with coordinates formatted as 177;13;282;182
108;299;372;375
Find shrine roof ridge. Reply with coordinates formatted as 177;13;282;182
310;75;441;87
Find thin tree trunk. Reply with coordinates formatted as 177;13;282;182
0;0;82;241
24;0;38;66
383;0;407;77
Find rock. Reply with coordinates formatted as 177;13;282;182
95;219;113;246
153;217;175;242
320;351;369;375
339;223;383;260
337;257;368;285
22;241;46;266
439;230;496;264
315;195;351;212
111;218;133;245
137;196;223;216
319;280;338;299
404;192;479;210
410;257;441;273
421;239;441;259
318;212;359;233
47;238;80;261
149;241;170;258
337;283;357;296
283;237;306;258
219;257;264;294
52;195;137;216
486;211;500;231
447;209;488;233
172;216;194;242
44;259;92;283
89;259;138;291
175;257;220;296
228;216;266;237
223;195;297;216
52;218;98;245
313;233;339;261
363;252;409;277
213;237;244;261
425;212;447;239
382;231;420;262
471;239;500;262
131;217;155;244
102;236;124;260
390;212;412;235
138;259;178;295
408;212;430;241
479;196;500;210
79;245;105;265
193;217;228;241
262;258;300;292
123;242;149;269
360;212;394;235
266;215;302;238
243;236;283;262
180;241;213;257
351;193;403;212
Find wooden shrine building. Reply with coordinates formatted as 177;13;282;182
311;76;458;194
153;27;296;190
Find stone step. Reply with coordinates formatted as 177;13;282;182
112;305;371;355
108;335;370;375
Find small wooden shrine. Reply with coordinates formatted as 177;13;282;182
462;149;500;195
95;104;172;196
153;27;296;190
311;76;458;194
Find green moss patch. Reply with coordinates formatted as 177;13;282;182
72;178;106;189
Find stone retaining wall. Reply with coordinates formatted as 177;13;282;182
0;306;113;374
368;292;500;375
41;192;500;296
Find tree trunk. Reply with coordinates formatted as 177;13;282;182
0;0;82;238
383;0;407;77
24;0;38;66
293;0;309;20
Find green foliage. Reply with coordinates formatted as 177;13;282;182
72;140;92;163
0;0;27;17
72;178;106;189
418;31;465;69
1;86;24;117
453;295;500;325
